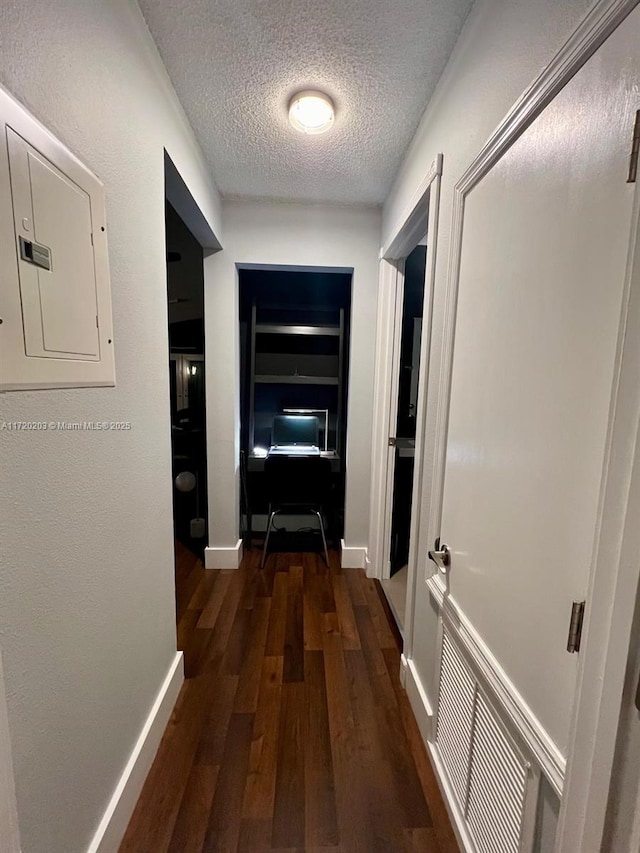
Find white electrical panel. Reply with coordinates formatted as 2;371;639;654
0;85;115;390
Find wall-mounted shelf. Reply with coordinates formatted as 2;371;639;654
255;375;339;385
255;323;339;337
249;302;345;453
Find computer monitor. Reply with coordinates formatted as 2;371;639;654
283;408;329;450
271;415;319;448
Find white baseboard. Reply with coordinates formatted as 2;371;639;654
364;552;373;577
401;653;474;852
340;540;367;569
87;652;184;853
399;652;408;687
204;539;243;569
403;654;434;744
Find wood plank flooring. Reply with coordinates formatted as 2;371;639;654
120;544;459;853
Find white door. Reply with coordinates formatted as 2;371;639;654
436;4;639;760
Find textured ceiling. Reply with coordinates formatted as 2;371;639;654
139;0;474;205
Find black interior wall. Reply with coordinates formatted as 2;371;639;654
239;269;352;453
166;201;208;553
396;245;427;439
390;244;427;575
239;268;352;541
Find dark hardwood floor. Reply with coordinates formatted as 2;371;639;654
119;543;459;852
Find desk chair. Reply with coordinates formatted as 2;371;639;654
261;455;332;568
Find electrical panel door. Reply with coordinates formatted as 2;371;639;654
0;84;114;390
7;128;100;360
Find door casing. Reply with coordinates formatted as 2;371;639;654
367;154;443;645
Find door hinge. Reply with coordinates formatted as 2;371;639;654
627;109;640;183
388;436;396;447
566;601;586;654
96;315;99;328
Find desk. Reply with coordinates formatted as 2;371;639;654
248;450;341;473
245;451;343;541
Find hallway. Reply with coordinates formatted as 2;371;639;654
120;546;458;852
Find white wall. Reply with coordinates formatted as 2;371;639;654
206;199;381;553
0;1;221;851
0;653;20;853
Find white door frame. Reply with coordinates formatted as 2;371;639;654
378;263;406;581
557;113;640;852
367;154;443;610
0;651;21;853
420;0;640;849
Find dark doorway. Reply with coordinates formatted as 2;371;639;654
389;244;427;576
166;201;208;558
239;268;352;555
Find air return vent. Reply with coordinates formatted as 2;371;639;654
467;692;529;853
436;630;476;804
435;626;533;853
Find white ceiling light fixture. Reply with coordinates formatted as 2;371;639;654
288;90;335;135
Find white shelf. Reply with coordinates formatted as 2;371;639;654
255;375;339;385
255;323;340;337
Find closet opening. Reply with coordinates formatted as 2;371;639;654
382;242;427;623
239;267;352;559
164;151;221;627
166;202;207;559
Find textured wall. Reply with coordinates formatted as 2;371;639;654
206;199;381;551
0;653;20;852
0;1;221;851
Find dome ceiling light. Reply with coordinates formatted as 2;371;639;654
288;90;335;135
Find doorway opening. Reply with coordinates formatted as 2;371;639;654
163;152;220;628
166;202;207;558
238;267;352;559
368;154;443;644
381;242;427;626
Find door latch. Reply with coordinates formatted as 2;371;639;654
428;537;451;574
19;236;51;271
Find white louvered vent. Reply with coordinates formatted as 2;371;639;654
435;626;533;853
467;692;529;853
436;630;476;805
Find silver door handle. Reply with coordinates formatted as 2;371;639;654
428;539;451;573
